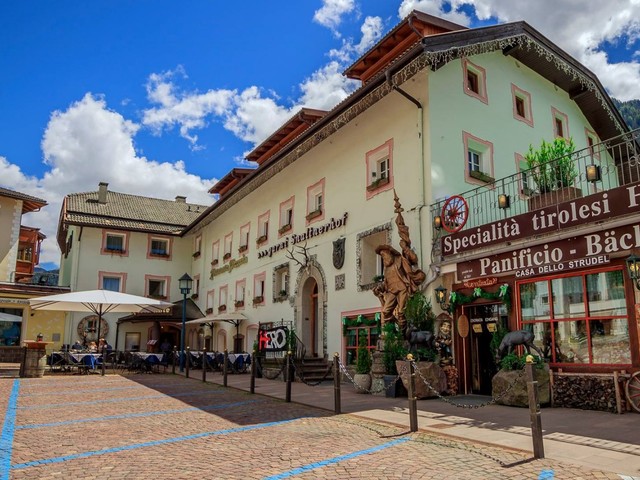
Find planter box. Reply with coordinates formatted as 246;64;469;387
366;177;390;192
469;170;495;183
528;187;582;211
278;224;292;234
305;210;322;221
383;374;407;398
256;235;268;245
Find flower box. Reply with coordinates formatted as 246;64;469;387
205;307;213;314
278;224;292;235
256;235;268;245
104;247;125;254
238;245;248;254
366;176;389;192
469;170;495;183
234;300;245;308
192;251;201;258
252;296;264;306
306;209;322;221
218;305;227;312
223;252;231;260
191;293;199;300
211;259;219;266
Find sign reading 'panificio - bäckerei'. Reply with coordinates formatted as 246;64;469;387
443;182;640;257
457;222;640;280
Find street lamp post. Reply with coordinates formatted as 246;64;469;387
179;273;193;372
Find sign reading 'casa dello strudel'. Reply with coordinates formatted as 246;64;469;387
458;222;640;281
257;212;348;259
443;182;640;257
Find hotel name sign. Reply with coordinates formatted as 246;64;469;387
443;182;640;257
257;212;348;259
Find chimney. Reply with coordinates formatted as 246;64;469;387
98;182;108;204
175;196;187;203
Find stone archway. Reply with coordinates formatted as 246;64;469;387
293;258;327;359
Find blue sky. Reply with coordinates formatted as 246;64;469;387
1;0;639;268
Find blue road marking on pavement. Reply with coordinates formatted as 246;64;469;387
16;399;263;429
17;389;226;409
262;437;411;480
538;470;554;479
0;380;19;480
11;418;302;470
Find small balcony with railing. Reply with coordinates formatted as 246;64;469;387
430;129;640;261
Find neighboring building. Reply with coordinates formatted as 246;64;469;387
179;10;637;393
0;186;67;348
57;182;208;350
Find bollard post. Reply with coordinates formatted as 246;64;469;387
101;346;106;376
185;347;190;378
285;350;292;403
250;347;256;394
406;355;418;432
333;353;341;414
223;350;228;387
525;356;545;459
202;348;207;383
172;346;177;374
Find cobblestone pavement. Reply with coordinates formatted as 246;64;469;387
0;374;632;479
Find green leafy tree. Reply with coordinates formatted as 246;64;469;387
525;137;577;193
355;334;372;374
612;98;640;130
405;292;436;332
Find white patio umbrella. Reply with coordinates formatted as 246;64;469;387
29;289;173;343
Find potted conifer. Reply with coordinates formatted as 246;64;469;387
353;335;372;394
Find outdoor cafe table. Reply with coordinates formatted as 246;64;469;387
131;352;164;362
67;352;102;372
227;353;250;363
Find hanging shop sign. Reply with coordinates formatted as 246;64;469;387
457;222;640;281
462;277;497;289
443;182;640;257
257;212;348;259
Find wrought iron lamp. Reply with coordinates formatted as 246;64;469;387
179;273;193;372
498;194;510;209
434;285;450;311
626;254;640;291
586;164;601;183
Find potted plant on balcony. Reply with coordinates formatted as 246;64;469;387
234;299;245;308
353;335;372;394
252;295;264;306
205;307;213;315
218;304;226;312
525;137;579;209
278;224;292;235
256;234;268;245
276;290;288;302
305;209;322;221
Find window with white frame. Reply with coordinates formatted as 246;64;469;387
306;178;325;223
194;235;202;258
253;272;266;305
274;264;290;300
239;223;250;253
257;211;269;244
365;139;394;196
211;240;220;266
206;289;215;314
219;286;228;312
511;84;533;127
235;279;246;308
551;107;569;139
279;196;294;235
585;128;600;160
146;276;168;299
100;272;126;292
462;58;488;103
103;231;127;254
463;131;494;185
223;233;233;260
359;228;388;287
149;236;170;257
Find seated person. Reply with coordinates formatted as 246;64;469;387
98;338;112;352
71;340;83;350
88;341;97;352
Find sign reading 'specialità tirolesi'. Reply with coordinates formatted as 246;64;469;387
442;182;640;257
257;212;348;259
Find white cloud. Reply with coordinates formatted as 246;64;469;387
298;61;359;111
3;93;215;266
355;16;384;54
313;0;356;34
142;67;236;148
398;0;640;100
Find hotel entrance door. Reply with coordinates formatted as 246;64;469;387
464;303;507;395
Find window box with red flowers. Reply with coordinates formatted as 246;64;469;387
211;259;219;266
278;224;292;235
234;300;245;308
252;296;264;306
218;304;227;312
205;307;213;314
256;235;268;245
305;209;322;221
238;245;248;254
223;252;231;260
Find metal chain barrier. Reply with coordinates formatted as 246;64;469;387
408;360;526;409
255;356;288;380
291;360;333;387
337;359;401;395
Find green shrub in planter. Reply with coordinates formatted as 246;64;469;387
382;322;408;375
500;352;544;371
356;335;372;374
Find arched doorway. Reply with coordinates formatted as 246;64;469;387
300;277;320;357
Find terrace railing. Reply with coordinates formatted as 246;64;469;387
430;128;640;254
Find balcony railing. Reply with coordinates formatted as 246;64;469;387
431;128;640;245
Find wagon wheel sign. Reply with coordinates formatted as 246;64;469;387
441;195;469;233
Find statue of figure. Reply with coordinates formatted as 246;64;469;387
373;191;426;333
434;320;453;365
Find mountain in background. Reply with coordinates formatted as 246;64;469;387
613;98;640;130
